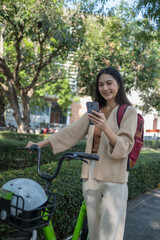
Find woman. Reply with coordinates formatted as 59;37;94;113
26;67;137;240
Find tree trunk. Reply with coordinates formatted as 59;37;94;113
17;120;30;133
0;68;33;132
12;107;30;133
0;89;5;126
4;82;31;133
13;93;31;133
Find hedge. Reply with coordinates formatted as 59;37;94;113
1;131;160;150
0;136;86;171
0;160;83;240
0;131;159;171
0;131;48;141
0;150;160;239
128;160;160;199
0;131;49;170
143;139;160;149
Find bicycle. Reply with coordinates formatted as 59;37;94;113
0;144;99;240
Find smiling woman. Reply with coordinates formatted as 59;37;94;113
25;67;137;240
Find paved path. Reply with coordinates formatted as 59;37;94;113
124;188;160;240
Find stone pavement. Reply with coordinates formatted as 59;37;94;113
124;188;160;240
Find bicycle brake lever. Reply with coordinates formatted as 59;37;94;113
78;158;88;164
65;155;88;164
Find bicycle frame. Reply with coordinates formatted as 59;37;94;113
43;200;87;240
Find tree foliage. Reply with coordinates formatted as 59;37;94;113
0;0;86;132
74;2;160;113
0;0;110;132
135;0;160;27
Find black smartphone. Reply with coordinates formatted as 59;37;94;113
86;101;100;125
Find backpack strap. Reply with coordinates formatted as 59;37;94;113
136;113;144;141
117;104;129;171
117;104;128;128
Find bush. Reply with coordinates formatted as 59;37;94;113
0;160;83;240
0;131;50;170
0;131;159;170
0;133;86;170
0;131;48;141
143;139;160;149
0;150;160;239
128;149;160;199
128;161;160;199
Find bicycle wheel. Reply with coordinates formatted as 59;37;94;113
6;230;37;240
81;216;89;240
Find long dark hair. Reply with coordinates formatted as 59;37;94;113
95;67;132;107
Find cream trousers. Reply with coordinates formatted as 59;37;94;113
83;161;128;240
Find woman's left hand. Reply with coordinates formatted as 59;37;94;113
88;110;117;146
88;110;107;131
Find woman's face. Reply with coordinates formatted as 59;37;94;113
98;74;119;103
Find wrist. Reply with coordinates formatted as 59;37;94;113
103;125;110;134
37;139;49;148
103;127;117;147
37;141;43;148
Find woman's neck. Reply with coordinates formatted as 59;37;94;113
105;101;118;110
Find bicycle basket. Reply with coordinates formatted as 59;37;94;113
3;178;48;214
1;178;56;231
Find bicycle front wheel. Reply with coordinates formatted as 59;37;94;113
80;216;89;240
5;230;37;240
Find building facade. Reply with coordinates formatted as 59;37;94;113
5;93;160;139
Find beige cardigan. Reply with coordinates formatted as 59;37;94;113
47;105;137;183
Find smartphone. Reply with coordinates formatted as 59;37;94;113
86;101;100;125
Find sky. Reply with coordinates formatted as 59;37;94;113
66;0;137;12
107;0;135;8
105;0;142;21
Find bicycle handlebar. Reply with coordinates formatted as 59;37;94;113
18;145;99;183
64;152;99;161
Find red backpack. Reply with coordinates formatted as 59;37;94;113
117;105;144;169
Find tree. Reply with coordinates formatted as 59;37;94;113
74;2;160;113
0;87;6;126
0;0;109;133
0;0;87;132
29;55;75;114
135;0;160;27
133;0;160;112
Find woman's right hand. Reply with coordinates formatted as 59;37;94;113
26;141;37;149
26;139;50;150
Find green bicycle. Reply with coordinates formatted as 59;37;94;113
0;145;99;240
